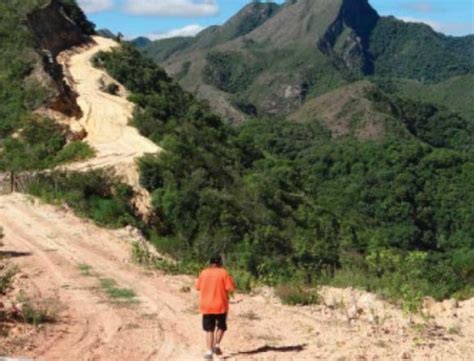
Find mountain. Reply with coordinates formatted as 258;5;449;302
139;0;474;123
97;28;116;39
130;36;151;47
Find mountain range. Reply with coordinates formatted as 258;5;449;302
134;0;474;125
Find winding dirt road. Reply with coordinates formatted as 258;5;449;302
1;194;473;360
54;36;162;214
59;36;160;173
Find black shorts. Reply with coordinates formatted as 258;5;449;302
202;313;227;332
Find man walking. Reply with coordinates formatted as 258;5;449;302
196;255;236;360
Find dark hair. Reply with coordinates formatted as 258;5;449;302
210;255;223;266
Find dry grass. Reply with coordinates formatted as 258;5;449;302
16;291;61;326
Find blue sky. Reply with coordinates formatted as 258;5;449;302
79;0;474;40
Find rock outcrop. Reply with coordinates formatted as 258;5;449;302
318;0;379;74
26;0;92;118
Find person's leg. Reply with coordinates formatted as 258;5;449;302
214;328;225;345
206;331;215;351
203;315;216;359
213;314;227;355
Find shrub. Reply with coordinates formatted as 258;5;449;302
230;269;255;293
0;267;17;295
26;171;138;229
16;291;59;326
54;141;95;164
105;83;120;96
275;284;320;306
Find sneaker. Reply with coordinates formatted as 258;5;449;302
204;352;213;360
213;346;223;356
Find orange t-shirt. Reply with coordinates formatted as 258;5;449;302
196;267;236;314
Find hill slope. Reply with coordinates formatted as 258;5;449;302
139;0;474;122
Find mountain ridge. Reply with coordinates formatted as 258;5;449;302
137;0;474;123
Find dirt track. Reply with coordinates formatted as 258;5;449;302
59;36;160;173
1;194;473;360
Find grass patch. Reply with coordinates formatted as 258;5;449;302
16;291;60;326
99;277;137;302
54;141;95;165
0;266;17;295
78;263;94;277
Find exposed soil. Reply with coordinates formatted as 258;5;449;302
1;194;473;360
54;36;161;215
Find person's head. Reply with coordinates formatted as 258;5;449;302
209;255;223;267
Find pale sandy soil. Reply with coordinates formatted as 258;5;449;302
54;37;161;216
58;36;160;174
0;194;473;361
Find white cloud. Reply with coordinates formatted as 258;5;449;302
148;24;206;40
124;0;219;17
77;0;114;13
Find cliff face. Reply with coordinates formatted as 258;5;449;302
318;0;379;74
27;0;89;57
27;0;91;117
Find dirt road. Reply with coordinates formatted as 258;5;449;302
59;36;160;173
1;194;473;360
54;36;161;214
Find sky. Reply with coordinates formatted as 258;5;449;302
79;0;474;40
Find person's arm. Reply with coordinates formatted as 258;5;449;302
225;272;236;293
196;272;202;291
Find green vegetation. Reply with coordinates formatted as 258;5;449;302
95;45;473;307
369;17;474;83
138;1;473;122
59;0;96;35
374;75;474;121
99;277;137;302
78;263;94;277
2;0;472;311
275;284;320;306
16;291;59;326
203;51;261;94
54;141;96;164
0;117;93;172
27;171;138;228
140;37;194;63
0;0;95;173
0;268;17;296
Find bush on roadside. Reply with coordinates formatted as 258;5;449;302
16;291;59;326
27;171;138;229
275;284;320;306
105;83;120;96
54;141;95;164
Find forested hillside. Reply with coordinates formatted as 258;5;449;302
90;45;474;305
0;0;95;172
1;0;473;311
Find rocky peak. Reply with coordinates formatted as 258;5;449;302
192;1;281;49
318;0;379;74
